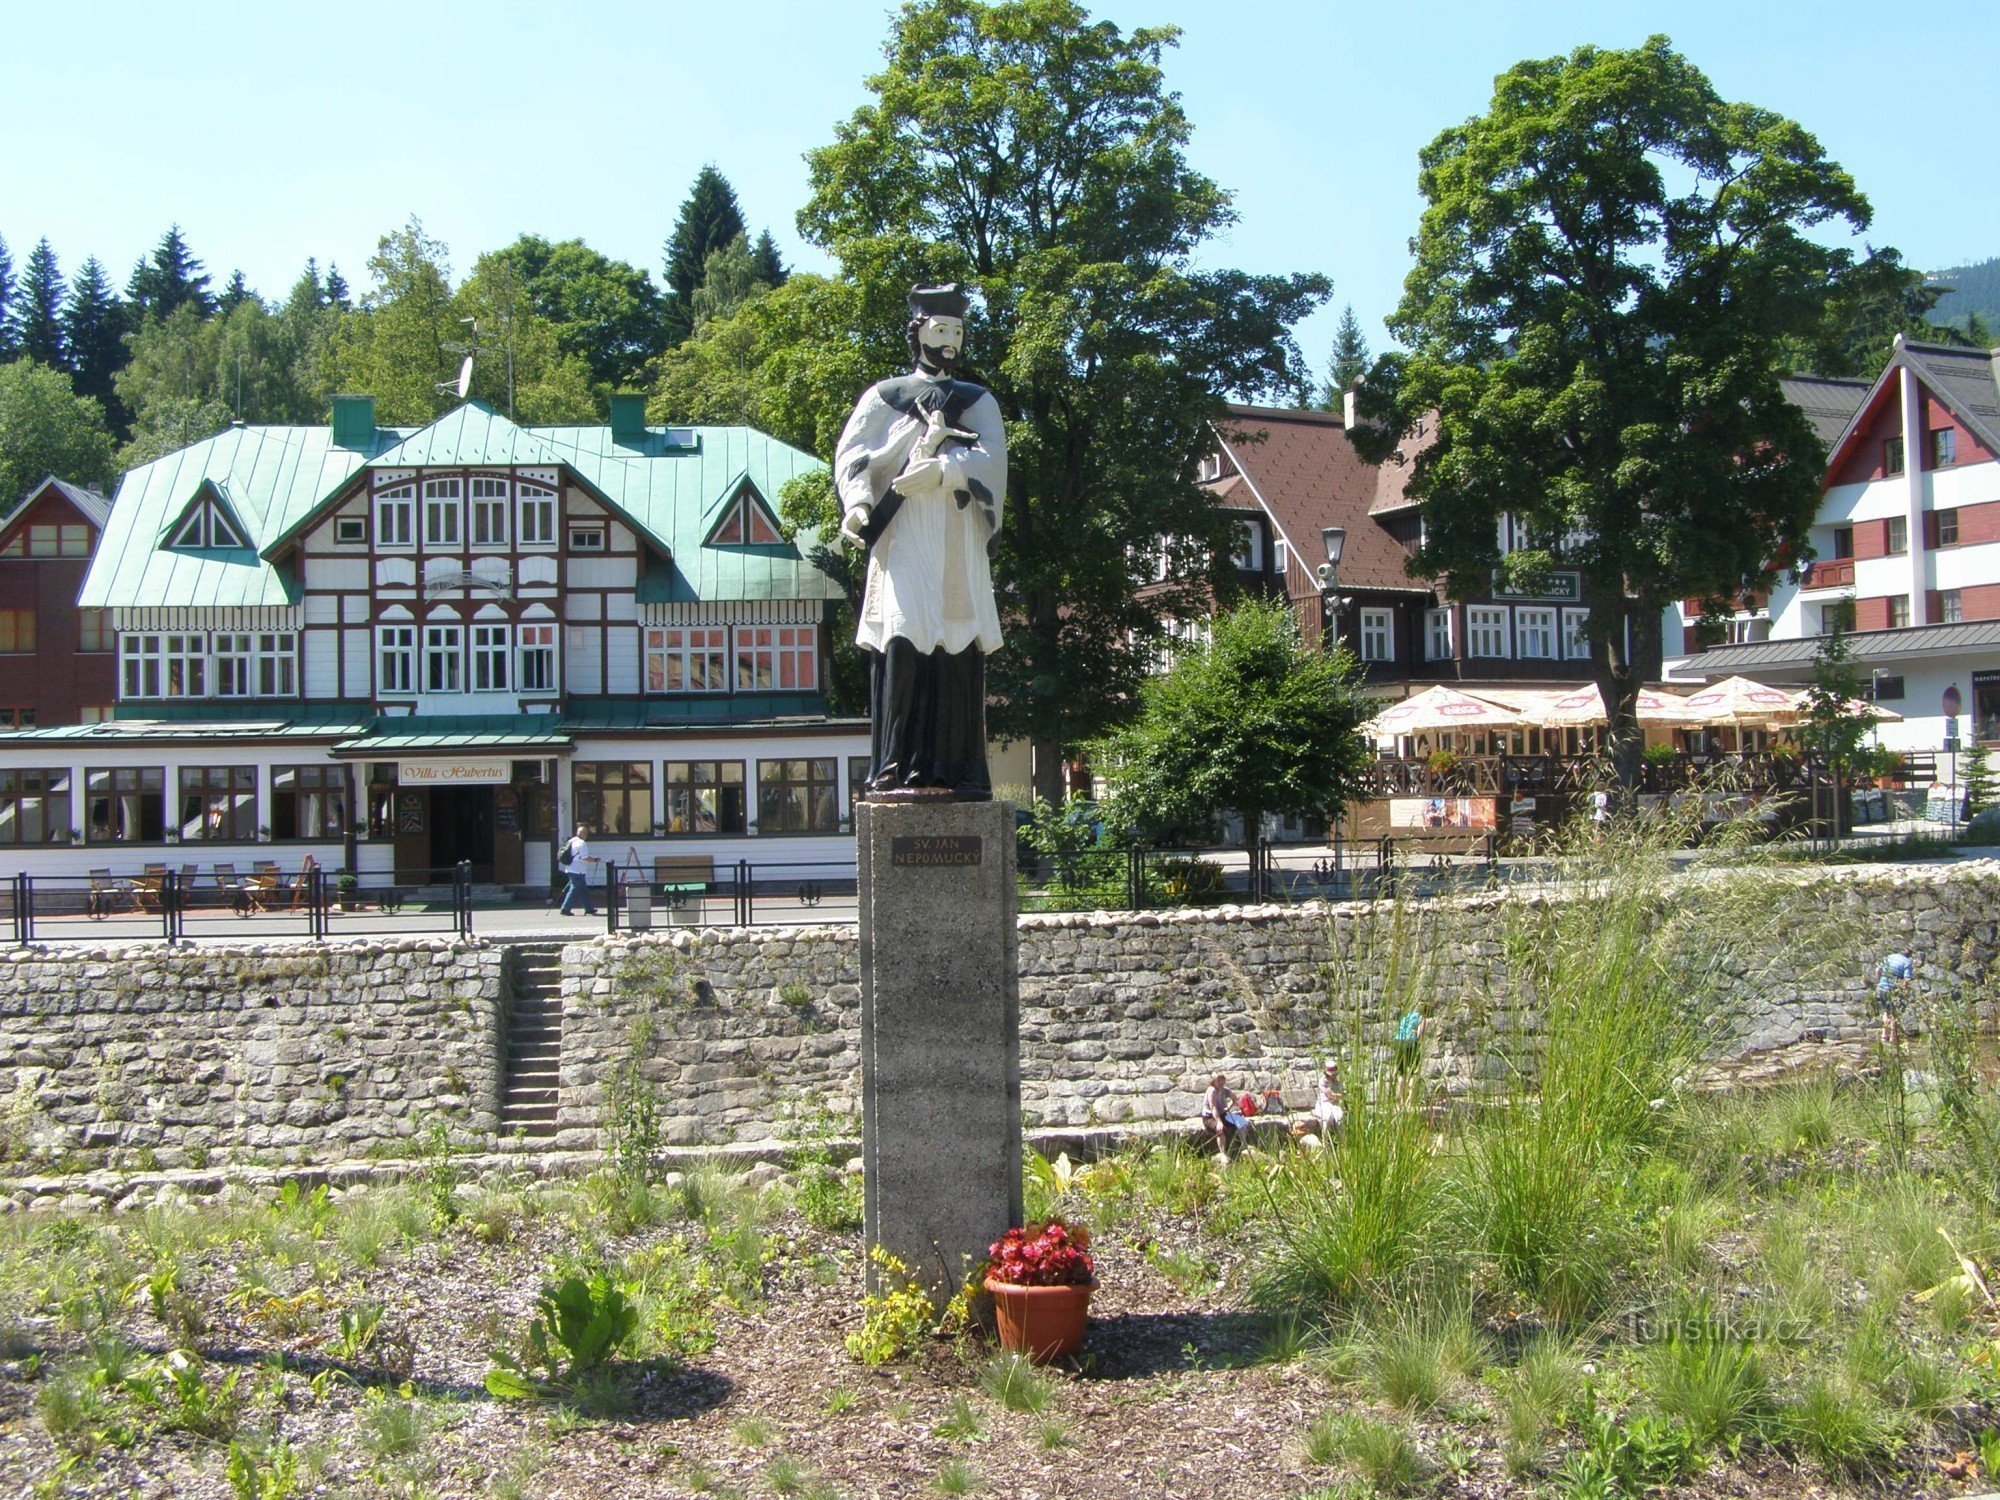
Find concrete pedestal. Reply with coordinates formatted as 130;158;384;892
858;800;1023;1303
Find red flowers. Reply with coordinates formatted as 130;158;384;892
986;1220;1096;1288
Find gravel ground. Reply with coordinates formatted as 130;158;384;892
0;1176;1991;1499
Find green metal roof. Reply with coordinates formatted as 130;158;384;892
80;425;406;610
555;695;849;730
331;726;574;755
0;717;370;744
82;402;842;613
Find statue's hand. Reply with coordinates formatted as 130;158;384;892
840;504;871;545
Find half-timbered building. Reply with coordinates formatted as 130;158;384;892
0;395;865;885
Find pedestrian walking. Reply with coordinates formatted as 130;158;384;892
559;824;599;916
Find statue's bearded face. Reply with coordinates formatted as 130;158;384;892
916;315;964;369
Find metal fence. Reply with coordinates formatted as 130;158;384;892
2;864;475;946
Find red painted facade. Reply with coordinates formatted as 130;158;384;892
0;483;116;727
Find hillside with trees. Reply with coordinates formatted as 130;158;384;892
1931;256;2000;337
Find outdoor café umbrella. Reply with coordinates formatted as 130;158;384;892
1362;684;1524;740
1535;683;1709;727
1677;675;1802;727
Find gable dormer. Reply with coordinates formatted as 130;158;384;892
704;478;785;547
162;479;250;552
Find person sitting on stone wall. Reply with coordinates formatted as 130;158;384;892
1200;1073;1247;1160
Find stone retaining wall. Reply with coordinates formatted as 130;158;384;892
3;863;1997;1172
0;938;502;1170
555;861;2000;1148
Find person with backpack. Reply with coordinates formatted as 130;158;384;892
558;823;599;916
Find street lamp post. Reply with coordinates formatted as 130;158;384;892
1315;526;1352;643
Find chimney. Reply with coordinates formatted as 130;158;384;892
330;394;376;449
609;393;648;445
1342;381;1360;430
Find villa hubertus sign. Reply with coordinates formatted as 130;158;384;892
398;761;510;785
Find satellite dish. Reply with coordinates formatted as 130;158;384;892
454;354;474;400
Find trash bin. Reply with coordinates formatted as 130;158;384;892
624;879;653;931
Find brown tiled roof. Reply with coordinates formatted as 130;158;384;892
1209;404;1430;594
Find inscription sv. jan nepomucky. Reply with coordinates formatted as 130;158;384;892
889;835;983;867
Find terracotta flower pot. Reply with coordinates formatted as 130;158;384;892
984;1277;1094;1363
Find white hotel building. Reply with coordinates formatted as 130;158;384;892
0;396;869;886
1670;338;2000;759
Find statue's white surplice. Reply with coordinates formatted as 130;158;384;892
834;373;1006;657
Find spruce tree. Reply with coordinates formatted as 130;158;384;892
1323;303;1368;407
61;257;128;420
0;234;14;361
127;225;215;321
324;264;351;309
662;166;747;343
10;239;67;368
748;229;788;289
219;270;256;311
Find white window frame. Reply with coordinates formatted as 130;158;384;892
334;516;367;545
213;633;253;697
644;626;727;693
1274;538;1290;575
1941;588;1964;625
375;486;414;549
517;485;558;549
517;623;558;692
1423;608;1453;662
569;522;607;553
254;633;297;697
422;623;463;694
422;478;462;549
1562;608;1591;660
1359;607;1394;663
377;626;416;697
470;623;510;692
1467;606;1510;659
1516;606;1558;660
470;476;510;548
734;625;820;692
120;635;162;699
1230;520;1263;571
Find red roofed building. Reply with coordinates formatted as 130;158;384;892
0;476;117;730
1197;404;1599;694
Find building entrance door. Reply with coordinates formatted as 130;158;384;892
429;786;495;881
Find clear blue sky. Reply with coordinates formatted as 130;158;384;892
5;0;1996;387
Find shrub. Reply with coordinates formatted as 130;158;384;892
978;1352;1056;1414
486;1272;641;1398
1303;1412;1425;1494
1253;1075;1446;1314
1359;1302;1485;1411
845;1248;935;1367
1644;1328;1770;1453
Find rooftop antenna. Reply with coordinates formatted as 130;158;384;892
438;318;478;402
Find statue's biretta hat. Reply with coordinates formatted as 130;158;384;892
908;283;971;320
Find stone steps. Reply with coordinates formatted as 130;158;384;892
498;943;567;1138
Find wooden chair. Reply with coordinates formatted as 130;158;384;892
277;855;318;911
87;868;119;919
129;874;165;913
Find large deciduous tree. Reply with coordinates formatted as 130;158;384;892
325;219;459;425
487;234;666;390
1353;36;1880;786
1092;598;1373;847
800;0;1326;800
0;361;114;508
